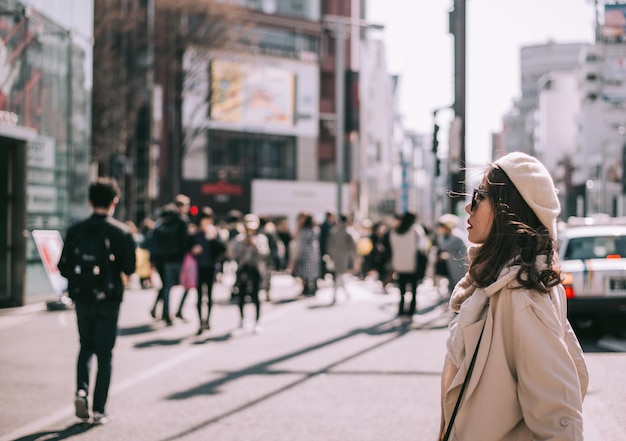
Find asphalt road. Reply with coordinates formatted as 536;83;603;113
0;274;625;440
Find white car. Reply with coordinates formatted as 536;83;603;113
558;217;626;322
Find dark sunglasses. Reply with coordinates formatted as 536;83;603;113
470;188;490;212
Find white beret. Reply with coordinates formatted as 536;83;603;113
494;152;560;240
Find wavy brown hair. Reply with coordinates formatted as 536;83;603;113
469;166;560;292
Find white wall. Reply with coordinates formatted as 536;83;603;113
251;180;349;230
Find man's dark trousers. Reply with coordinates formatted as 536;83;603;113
75;300;120;414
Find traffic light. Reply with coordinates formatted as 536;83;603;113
432;123;440;154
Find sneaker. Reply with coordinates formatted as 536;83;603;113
92;412;112;425
253;323;263;334
74;390;89;420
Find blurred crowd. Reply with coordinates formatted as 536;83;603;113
123;195;469;336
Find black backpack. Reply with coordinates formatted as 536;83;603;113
67;222;115;302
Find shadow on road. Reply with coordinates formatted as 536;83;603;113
134;337;187;348
12;422;93;441
157;317;424;441
118;323;159;336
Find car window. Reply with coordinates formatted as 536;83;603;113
564;235;626;260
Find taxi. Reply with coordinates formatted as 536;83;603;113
558;215;626;321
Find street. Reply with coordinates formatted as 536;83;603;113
1;274;626;441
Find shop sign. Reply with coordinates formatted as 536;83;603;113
32;230;67;294
27;185;57;213
201;181;243;196
27;136;56;169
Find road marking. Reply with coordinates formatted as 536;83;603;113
0;297;305;441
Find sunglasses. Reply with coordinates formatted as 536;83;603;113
470;188;490;212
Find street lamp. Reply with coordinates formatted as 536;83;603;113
323;15;384;218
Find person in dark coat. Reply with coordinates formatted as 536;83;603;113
149;203;189;326
191;207;226;336
58;177;136;425
318;210;336;280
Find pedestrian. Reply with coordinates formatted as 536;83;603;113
226;209;245;302
318;210;336;280
230;214;270;332
289;211;321;296
388;211;429;318
173;194;194;321
326;214;358;303
258;216;285;301
57;177;136;425
137;218;155;288
149;202;189;326
275;217;292;271
434;214;467;298
192;207;226;335
368;222;392;293
439;152;588;440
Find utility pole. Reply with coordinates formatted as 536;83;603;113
323;15;384;218
449;0;466;215
334;19;346;218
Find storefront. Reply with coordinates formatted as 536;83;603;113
0;3;92;306
0;120;36;307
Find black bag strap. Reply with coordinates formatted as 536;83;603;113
443;319;486;441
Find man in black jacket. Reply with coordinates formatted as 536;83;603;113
58;177;136;425
149;202;189;325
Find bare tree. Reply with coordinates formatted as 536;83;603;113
92;0;247;220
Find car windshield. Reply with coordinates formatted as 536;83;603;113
564;235;626;260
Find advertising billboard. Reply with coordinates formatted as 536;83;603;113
210;60;295;127
602;4;626;39
182;48;319;138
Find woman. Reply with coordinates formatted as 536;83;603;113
439;152;588;441
230;214;270;332
191;207;225;336
388;211;429;317
290;212;321;296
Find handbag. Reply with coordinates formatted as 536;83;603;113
179;252;198;290
442;320;486;441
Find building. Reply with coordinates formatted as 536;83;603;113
575;27;626;217
535;70;579;216
0;0;92;306
499;42;587;157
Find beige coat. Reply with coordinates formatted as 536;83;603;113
440;267;589;441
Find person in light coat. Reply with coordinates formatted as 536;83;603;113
388;211;429;317
439;152;588;441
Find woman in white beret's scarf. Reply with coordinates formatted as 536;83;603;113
439;152;588;441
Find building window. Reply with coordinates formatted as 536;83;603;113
208;131;296;181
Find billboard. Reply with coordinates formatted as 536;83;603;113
210;60;295;127
602;4;626;39
182;48;319;138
